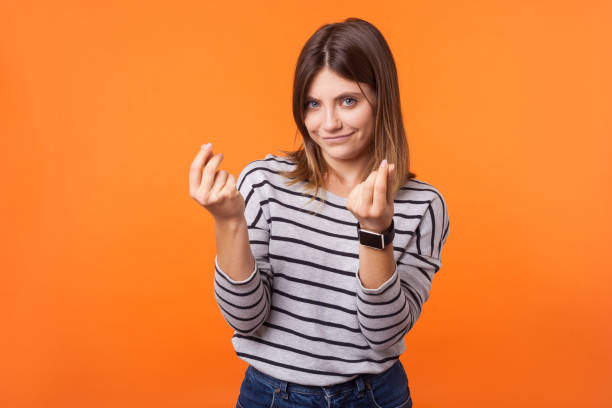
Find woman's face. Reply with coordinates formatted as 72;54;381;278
303;67;376;167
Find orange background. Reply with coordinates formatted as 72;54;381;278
1;1;611;407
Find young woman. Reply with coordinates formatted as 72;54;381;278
189;17;449;408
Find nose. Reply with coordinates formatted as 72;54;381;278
322;106;342;131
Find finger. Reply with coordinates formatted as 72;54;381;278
189;143;213;195
372;160;388;211
200;152;224;193
210;170;229;196
222;173;237;194
361;170;377;208
222;173;241;199
386;163;395;203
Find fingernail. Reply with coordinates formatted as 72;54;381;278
201;143;212;150
381;159;388;168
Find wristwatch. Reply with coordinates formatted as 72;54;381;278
357;219;395;250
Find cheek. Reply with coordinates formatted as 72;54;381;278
303;114;317;131
345;109;374;129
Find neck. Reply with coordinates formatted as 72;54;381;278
322;153;370;195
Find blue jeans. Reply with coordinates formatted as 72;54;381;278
235;359;412;408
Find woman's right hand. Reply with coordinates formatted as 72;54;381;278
189;143;245;222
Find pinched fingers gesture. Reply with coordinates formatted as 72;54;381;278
346;160;395;233
189;143;245;221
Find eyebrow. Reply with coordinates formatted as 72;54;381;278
305;92;363;101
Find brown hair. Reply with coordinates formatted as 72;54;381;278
280;17;417;203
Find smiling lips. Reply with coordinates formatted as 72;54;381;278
322;131;355;141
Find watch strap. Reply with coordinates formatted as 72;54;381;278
357;219;395;249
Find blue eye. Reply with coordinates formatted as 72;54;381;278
306;100;319;109
343;97;356;106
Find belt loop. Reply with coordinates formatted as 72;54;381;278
356;376;365;394
356;376;366;398
279;380;289;399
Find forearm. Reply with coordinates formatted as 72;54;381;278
356;242;411;350
357;243;395;289
214;216;256;281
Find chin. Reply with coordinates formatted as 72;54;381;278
321;147;366;162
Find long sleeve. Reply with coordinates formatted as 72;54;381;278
213;162;274;335
355;193;450;350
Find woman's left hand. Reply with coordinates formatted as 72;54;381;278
346;160;395;233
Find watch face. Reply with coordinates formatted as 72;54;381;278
358;230;384;249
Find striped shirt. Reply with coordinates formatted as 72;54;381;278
213;154;450;386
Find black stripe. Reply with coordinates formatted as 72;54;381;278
359;320;411;346
275;272;356;297
357;282;401;306
426;203;434;257
414;226;422;255
274;288;357;315
259;269;273;283
214;288;264;310
217;298;267;322
393;213;423;220
270;306;359;332
410;179;438;186
233;334;399;364
261;197;354;226
359;310;409;332
268;253;355;278
235;353;359;378
244;187;256;208
270;235;404;259
262;322;370;349
396;261;433;283
400;185;439;193
251;207;264;227
229;306;270;334
261;156;297;166
393;198;431;204
401;282;424;306
270;216;358;240
248;226;269;231
402;253;440;273
417;266;433;280
356;295;407;319
270;216;414;238
215;275;261;296
271;235;359;259
238;166;280;192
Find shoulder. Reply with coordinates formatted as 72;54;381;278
395;177;449;218
237;154;297;191
397;178;446;202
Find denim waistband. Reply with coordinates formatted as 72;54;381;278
247;359;402;397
